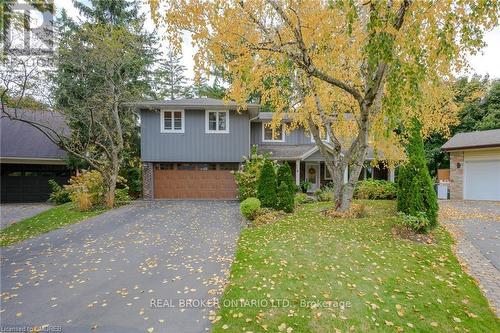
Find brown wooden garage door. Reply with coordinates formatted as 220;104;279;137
154;168;238;199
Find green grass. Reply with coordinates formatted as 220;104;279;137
213;200;499;332
1;203;106;246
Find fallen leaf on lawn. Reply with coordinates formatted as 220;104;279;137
396;304;405;317
466;311;478;318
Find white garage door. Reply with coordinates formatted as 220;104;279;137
464;160;500;201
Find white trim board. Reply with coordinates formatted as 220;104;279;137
0;157;67;165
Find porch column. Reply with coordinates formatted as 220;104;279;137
295;160;301;186
388;167;395;182
343;166;348;184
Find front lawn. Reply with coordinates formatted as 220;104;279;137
213;200;498;332
0;203;106;247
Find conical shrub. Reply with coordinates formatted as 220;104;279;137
257;159;277;208
397;118;438;230
277;181;295;213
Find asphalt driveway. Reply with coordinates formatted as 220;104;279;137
1;203;54;228
441;200;500;268
0;200;243;333
440;200;500;315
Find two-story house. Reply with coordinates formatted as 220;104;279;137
132;98;394;200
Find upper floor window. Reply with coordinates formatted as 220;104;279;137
206;110;229;133
262;123;285;142
309;131;330;143
161;110;184;133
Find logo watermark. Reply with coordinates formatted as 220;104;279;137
150;298;352;310
0;325;62;332
2;0;55;56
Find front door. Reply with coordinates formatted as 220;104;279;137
305;163;320;192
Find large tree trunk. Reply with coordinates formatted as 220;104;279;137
337;104;370;211
103;157;120;208
103;102;124;208
105;176;117;208
329;106;370;212
339;180;355;211
329;165;344;210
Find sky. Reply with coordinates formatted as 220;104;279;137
52;1;500;81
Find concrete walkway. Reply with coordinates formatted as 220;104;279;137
440;200;500;316
0;203;54;228
0;200;243;332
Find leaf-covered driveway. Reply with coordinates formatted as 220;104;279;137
439;200;500;316
1;200;243;333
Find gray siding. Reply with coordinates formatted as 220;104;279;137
303;149;324;161
141;109;250;162
250;121;312;145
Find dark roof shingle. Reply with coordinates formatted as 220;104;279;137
127;98;260;110
1;109;68;160
257;144;317;160
442;129;500;151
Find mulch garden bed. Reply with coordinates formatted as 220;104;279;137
392;225;436;244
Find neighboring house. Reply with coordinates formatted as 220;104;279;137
442;129;500;201
132;98;394;200
0;110;70;203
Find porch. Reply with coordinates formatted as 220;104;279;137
287;160;395;193
257;144;395;193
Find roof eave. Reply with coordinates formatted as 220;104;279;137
125;102;260;112
441;143;500;151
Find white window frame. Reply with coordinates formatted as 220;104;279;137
310;131;330;143
262;122;285;142
205;110;230;134
160;109;185;133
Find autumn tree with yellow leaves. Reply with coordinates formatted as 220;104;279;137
149;0;499;211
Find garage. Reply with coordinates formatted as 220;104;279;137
442;129;500;201
153;163;238;199
1;164;70;203
464;159;500;201
1;109;71;203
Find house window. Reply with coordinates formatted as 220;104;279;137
219;163;239;171
206;110;229;133
324;165;332;180
198;163;217;171
366;165;373;179
161;110;184;133
262;123;285;142
157;163;174;170
177;163;196;170
310;131;330;143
